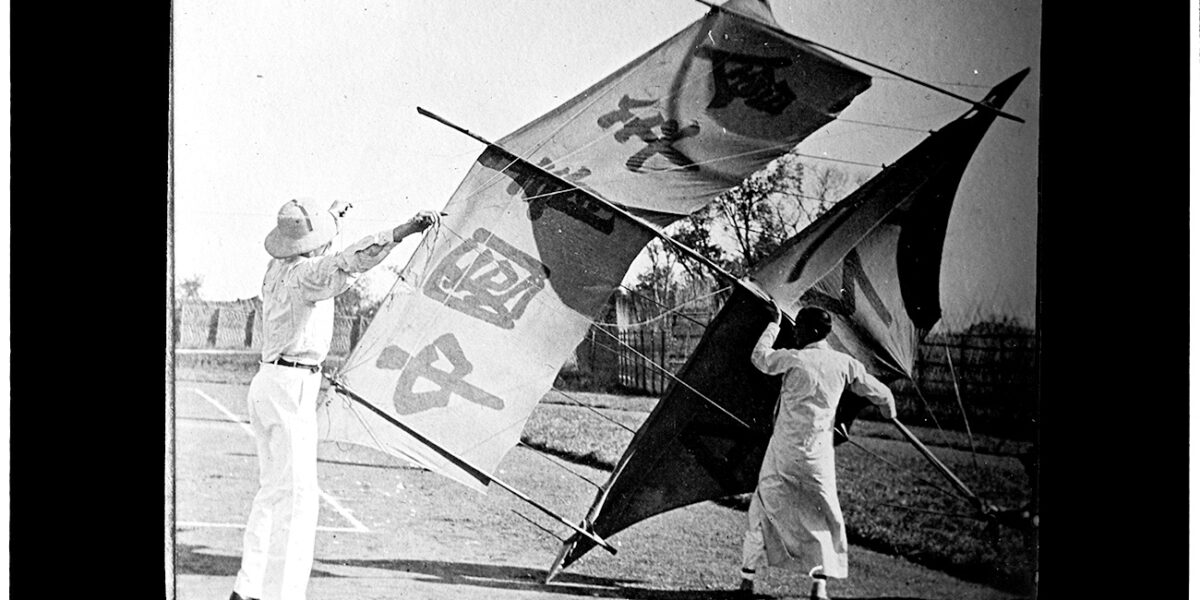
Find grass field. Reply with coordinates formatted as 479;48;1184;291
176;352;1037;596
518;395;1036;595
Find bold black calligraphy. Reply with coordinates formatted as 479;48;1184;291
424;228;549;329
595;94;658;129
478;150;613;234
504;156;612;234
505;157;592;196
375;334;504;415
695;47;797;116
597;94;701;173
800;249;894;327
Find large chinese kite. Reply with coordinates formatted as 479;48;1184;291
317;0;871;493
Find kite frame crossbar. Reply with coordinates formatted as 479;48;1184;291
416;106;746;291
324;373;618;555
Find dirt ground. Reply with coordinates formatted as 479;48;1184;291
170;380;1026;600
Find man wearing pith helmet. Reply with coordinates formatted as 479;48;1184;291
738;281;896;600
230;198;438;600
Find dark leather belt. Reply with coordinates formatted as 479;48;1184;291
265;357;320;373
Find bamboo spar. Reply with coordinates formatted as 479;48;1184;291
889;417;990;514
415;107;746;290
324;374;619;555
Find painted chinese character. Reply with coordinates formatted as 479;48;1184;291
506;156;593;196
479;150;614;234
799;249;894;326
375;334;505;415
424;228;549;329
598;94;701;173
696;47;797;115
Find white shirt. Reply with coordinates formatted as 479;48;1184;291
750;321;896;447
259;230;399;365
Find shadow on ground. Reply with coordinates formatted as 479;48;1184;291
223;451;420;471
175;544;939;599
326;557;936;599
175;544;342;579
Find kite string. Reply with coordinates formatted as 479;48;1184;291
836;426;968;506
548;389;638;435
517;441;605;489
907;377;945;434
619;284;719;330
339;213;459;376
587;323;752;430
873;502;981;521
508;508;568;544
944;345;980;471
614;286;729;329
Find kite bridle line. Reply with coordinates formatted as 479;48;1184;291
322;372;619;556
944;345;981;471
884;419;994;518
835;423;1017;527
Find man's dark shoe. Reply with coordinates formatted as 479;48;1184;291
230;592;259;600
737;577;755;597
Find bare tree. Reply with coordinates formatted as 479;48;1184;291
632;239;680;306
629;153;863;308
178;275;204;302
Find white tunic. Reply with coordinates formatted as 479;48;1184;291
743;321;896;579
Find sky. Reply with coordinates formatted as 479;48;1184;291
172;0;1041;329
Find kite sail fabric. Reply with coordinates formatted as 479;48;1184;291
753;69;1029;380
318;147;655;492
553;69;1029;570
316;0;872;493
479;0;871;224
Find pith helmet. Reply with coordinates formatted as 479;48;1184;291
264;198;338;258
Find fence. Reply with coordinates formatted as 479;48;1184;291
176;298;1037;437
567;291;1038;437
897;330;1038;437
173;301;368;355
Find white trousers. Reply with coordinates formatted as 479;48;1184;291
233;364;321;600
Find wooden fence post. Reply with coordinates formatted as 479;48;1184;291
349;316;362;351
206;308;220;348
244;310;256;348
618;331;626;388
638;330;646;392
660;328;667;394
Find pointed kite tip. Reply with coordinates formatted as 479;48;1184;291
976;68;1032;123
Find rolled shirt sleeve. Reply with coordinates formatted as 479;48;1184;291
294;230;400;302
